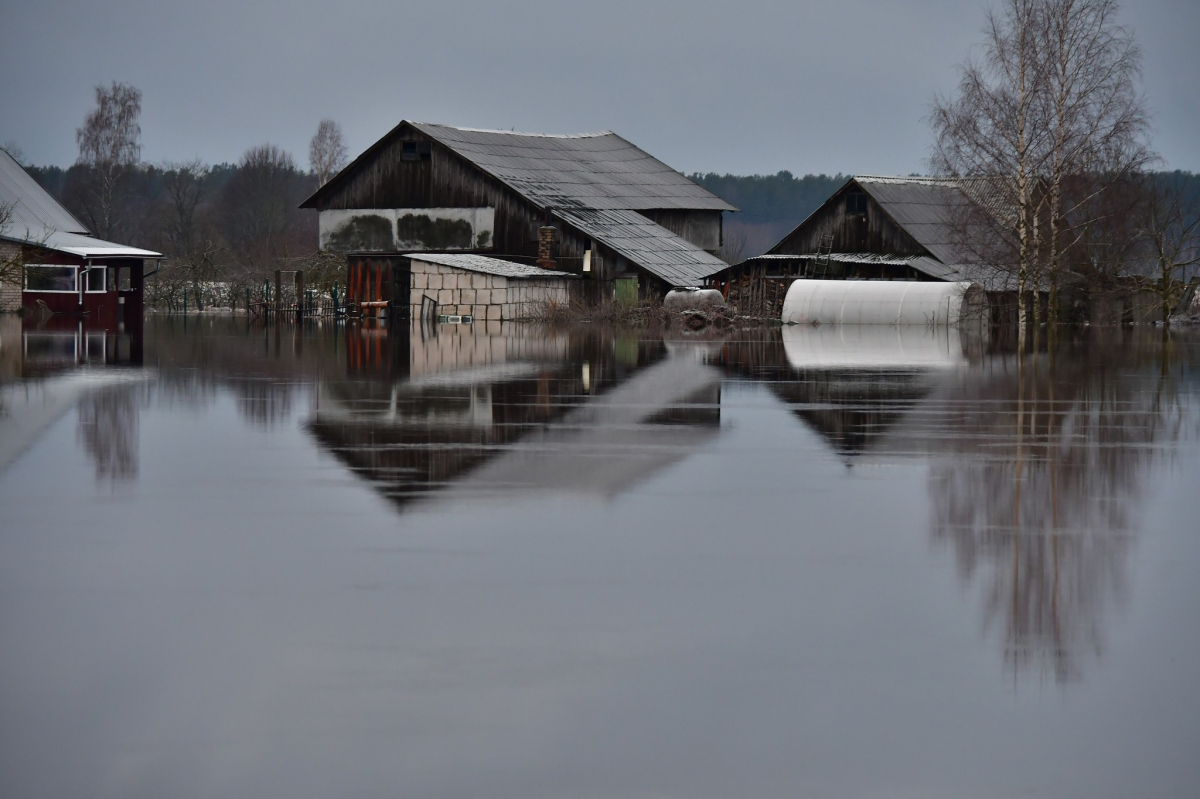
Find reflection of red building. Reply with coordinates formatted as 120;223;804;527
0;149;160;323
18;316;143;378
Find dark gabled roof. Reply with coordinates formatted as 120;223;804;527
854;176;1008;266
766;175;1016;277
555;208;730;286
303;121;736;213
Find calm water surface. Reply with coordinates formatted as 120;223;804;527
1;316;1198;799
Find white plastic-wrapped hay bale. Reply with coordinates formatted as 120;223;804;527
781;324;966;370
664;287;725;311
781;279;987;326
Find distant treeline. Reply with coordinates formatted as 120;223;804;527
24;155;333;312
24;159;1200;283
690;171;848;259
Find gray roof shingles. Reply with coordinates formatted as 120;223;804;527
555;208;730;286
411;123;736;214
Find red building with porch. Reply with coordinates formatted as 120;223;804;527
0;148;160;325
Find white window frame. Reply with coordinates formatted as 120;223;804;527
84;266;107;293
23;264;79;294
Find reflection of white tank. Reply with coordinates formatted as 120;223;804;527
782;279;988;326
664;287;725;311
782;325;967;370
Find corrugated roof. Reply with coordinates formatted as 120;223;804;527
854;177;971;265
555;208;730;287
408;122;736;213
0;149;89;237
406;252;575;279
854;176;1016;267
37;230;161;259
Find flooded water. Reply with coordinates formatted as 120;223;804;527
2;315;1199;799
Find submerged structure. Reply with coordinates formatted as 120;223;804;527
0;148;160;321
300;121;735;316
712;175;1014;318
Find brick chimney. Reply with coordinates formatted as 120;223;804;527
537;206;556;270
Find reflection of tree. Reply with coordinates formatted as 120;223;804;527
926;341;1194;683
232;378;294;427
76;386;139;481
722;327;1199;684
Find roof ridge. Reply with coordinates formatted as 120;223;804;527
415;122;614;139
855;174;959;186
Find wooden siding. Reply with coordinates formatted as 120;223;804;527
637;209;723;252
311;125;602;272
770;183;929;257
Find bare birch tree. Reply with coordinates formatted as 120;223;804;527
932;0;1153;336
74;82;143;241
309;118;348;187
1135;173;1200;324
1037;0;1152;323
931;0;1049;345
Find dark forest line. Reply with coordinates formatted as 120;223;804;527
20;160;1200;281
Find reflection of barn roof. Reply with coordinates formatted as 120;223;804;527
718;326;969;460
0;149;161;258
307;352;721;508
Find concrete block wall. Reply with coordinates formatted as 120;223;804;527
0;241;22;312
406;320;570;380
408;261;570;321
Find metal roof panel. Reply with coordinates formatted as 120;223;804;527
0;149;89;238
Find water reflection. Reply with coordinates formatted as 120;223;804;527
309;321;722;507
0;315;145;476
3;313;1196;689
76;385;140;481
723;326;1198;683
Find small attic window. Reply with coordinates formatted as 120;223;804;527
845;192;867;215
401;141;431;162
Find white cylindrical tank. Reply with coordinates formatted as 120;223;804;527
664;287;726;311
781;279;987;326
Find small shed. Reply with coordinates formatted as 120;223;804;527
407;254;574;321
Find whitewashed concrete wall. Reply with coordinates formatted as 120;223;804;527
319;208;495;252
408;261;570;321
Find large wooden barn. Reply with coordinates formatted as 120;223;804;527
300;121;735;314
712;176;1014;317
0;148;160;323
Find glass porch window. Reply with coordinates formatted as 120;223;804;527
24;265;78;292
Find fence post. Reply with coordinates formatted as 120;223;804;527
183;290;188;315
245;287;250;314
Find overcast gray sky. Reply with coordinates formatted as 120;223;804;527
2;0;1196;175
